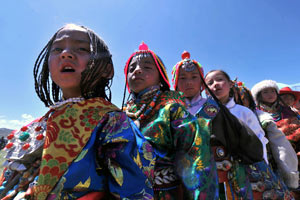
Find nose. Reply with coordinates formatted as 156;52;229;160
209;81;217;89
60;49;74;60
133;64;142;74
186;79;193;86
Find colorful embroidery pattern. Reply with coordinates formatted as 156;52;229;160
1;97;155;199
35;98;119;197
126;91;218;200
48;112;155;199
246;161;294;200
195;98;253;199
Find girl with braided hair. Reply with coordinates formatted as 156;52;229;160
233;81;298;190
0;24;155;199
173;52;294;199
123;42;218;200
204;71;294;199
172;52;262;199
252;80;300;198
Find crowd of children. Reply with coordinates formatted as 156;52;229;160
0;23;299;199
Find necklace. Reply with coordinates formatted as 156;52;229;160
259;102;283;122
125;88;161;128
50;97;85;109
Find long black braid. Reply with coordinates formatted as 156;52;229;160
33;24;113;107
34;32;60;107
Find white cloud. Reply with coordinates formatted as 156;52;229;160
0;114;35;130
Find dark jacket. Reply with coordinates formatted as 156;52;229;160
210;106;264;164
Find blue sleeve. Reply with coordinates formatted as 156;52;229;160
97;112;155;199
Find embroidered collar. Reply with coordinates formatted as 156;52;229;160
185;93;204;108
126;86;161;127
50;97;85;109
185;93;207;115
259;102;279;114
131;85;160;104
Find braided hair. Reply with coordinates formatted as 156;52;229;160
232;81;257;111
33;24;114;107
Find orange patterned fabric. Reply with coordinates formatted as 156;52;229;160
34;98;118;199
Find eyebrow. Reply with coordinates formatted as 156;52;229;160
52;38;90;45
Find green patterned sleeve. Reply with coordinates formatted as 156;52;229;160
168;103;219;199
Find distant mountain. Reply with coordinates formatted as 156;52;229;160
0;128;13;137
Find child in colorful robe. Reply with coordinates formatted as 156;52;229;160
233;81;298;190
252;80;300;198
173;52;294;199
123;42;218;200
205;71;294;199
0;24;155;200
279;87;300;108
172;52;262;199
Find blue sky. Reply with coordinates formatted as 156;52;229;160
1;0;300;129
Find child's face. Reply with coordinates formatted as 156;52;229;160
280;94;296;106
177;67;202;100
294;100;300;110
241;95;250;108
205;71;232;104
48;25;90;99
260;88;277;104
127;55;160;93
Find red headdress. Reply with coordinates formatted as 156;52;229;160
279;87;300;102
171;51;204;90
124;42;170;92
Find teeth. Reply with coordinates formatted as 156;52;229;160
61;65;75;72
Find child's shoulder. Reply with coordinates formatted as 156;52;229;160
256;109;273;121
234;103;255;115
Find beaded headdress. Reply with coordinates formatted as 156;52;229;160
232;80;257;110
233;80;249;101
171;51;204;90
124;42;170;92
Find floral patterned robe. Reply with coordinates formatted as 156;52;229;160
0;97;155;200
125;91;218;200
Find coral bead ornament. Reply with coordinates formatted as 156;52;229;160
35;126;42;132
181;51;190;60
36;134;44;140
7;133;14;140
6;142;13;149
22;143;30;150
21;126;28;132
139;41;149;51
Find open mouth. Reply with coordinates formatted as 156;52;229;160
61;66;75;73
